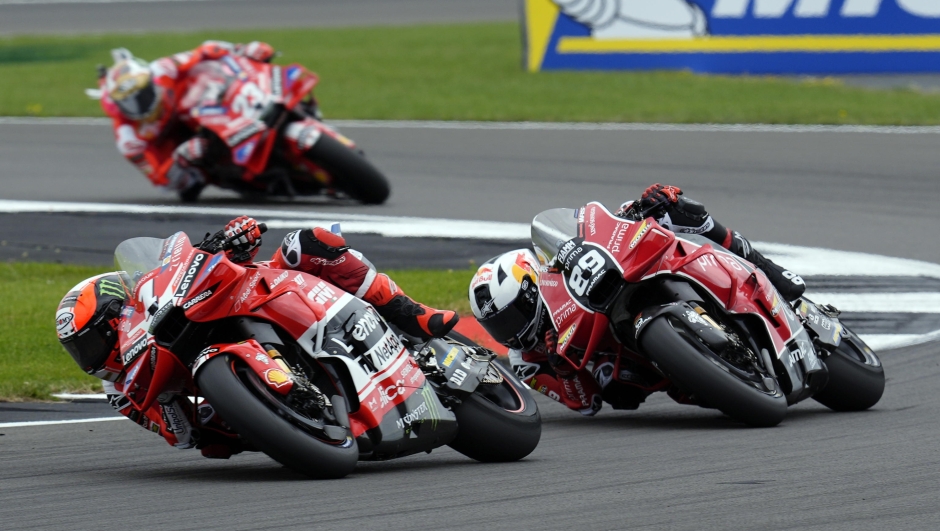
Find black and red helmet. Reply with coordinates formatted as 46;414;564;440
56;272;131;380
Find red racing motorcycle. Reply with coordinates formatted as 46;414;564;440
111;225;539;478
185;56;389;204
531;202;885;427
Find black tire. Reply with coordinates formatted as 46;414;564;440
640;316;788;427
178;183;204;203
813;328;885;411
197;355;359;479
447;362;542;462
305;133;390;204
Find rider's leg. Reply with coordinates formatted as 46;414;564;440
657;195;806;302
267;227;458;339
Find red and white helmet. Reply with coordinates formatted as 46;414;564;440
105;48;163;121
469;249;543;351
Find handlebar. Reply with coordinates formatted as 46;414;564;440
196;222;268;255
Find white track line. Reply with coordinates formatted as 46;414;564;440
3;117;940;135
0;417;123;428
0;199;531;240
0;0;208;5
805;293;940;314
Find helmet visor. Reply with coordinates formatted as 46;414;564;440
477;277;541;350
61;320;118;375
115;82;157;119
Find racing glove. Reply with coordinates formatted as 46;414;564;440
224;216;263;263
637;183;683;215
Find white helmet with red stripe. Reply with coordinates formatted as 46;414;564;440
469;249;543;351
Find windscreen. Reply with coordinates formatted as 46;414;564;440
113;236;177;292
530;208;579;267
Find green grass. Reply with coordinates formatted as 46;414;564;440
1;23;940;124
0;262;473;401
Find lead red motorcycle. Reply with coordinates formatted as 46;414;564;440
110;225;539;478
532;202;885;427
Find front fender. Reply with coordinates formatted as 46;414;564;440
192;339;294;396
634;301;730;352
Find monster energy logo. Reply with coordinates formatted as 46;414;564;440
98;279;126;298
420;386;440;431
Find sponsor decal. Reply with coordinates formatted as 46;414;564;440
588;205;597;236
351;309;381;341
263;368;291;389
442;347;459;367
292;274;306;287
558;324;576;351
365;330;405;370
286;66;301;81
628;220;651;250
557;239;577;265
124;363;141;386
269;271;290;289
149;345;158;371
271;65;283;99
479;298;496;318
307;281;338;305
470;266;493;289
255;352;270;365
449;369;468;386
395;401;429;430
182;287;214;310
233;140;256;164
122;336;150;366
539;277;558;288
234;272;262;311
195;254;223;285
174;253;207;299
633;314;651;335
685;310;708;326
162;403;190;436
226;121;263;147
308;255;346;266
55;310;75;337
552;300;577;326
97;278;126;299
788;347;806;366
609;222;630;254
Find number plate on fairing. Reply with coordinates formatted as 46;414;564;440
556;238;622;309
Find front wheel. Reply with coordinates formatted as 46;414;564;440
813;328;885;411
640;316;788;427
447;362;542;462
305;133;390;204
197;355;359;479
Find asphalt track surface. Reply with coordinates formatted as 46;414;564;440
2;339;938;531
2;123;940;529
0;0;517;35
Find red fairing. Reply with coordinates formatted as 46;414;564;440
538;201;798;372
115;232;428;441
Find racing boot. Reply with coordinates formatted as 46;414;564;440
725;230;806;302
362;273;459;340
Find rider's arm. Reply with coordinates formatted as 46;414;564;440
113;123;176;187
103;380;194;448
170;40;276;75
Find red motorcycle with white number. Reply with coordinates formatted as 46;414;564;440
531;202;885;427
189;55;390;203
111;225;539;478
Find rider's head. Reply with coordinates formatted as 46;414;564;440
105;49;163;122
56;272;131;381
469;249;543;351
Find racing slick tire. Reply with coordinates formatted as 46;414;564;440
813;328;885;412
197;355;359;479
305;133;390;205
444;333;541;462
640;316;788;427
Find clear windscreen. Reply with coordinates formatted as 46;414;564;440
530;208;579;266
113;236;176;292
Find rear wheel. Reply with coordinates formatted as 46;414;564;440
447;363;542;462
813;328;885;411
197;355;358;479
305;133;390;204
640;316;788;427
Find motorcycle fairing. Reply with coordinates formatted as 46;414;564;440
190;340;295;396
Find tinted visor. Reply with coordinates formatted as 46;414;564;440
477;277;541;350
61;321;118;375
116;83;157;119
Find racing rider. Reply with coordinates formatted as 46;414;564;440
469;184;806;417
56;218;459;458
99;40;276;200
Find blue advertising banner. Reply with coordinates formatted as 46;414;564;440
523;0;940;73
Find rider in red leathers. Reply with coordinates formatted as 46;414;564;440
99;41;276;200
57;218;458;458
470;184;807;417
